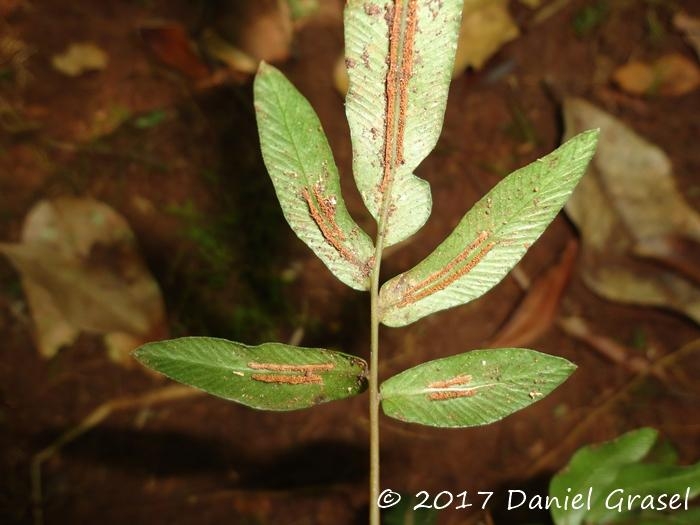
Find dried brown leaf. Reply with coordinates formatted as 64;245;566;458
613;54;700;97
558;316;651;374
563;98;700;324
674;12;700;59
51;42;108;77
0;0;23;17
0;198;167;363
140;22;210;81
200;28;257;74
454;0;519;74
633;235;700;287
212;0;292;63
488;240;578;348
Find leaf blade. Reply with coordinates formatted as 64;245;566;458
380;348;575;428
549;428;659;525
254;63;375;290
588;462;700;524
344;0;464;246
379;130;599;327
134;337;368;411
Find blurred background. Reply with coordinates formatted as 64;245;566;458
1;0;699;524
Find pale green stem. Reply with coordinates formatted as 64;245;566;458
369;232;385;525
369;3;410;521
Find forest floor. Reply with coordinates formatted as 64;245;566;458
1;1;699;524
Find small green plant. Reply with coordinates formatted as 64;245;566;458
549;428;700;525
134;2;599;523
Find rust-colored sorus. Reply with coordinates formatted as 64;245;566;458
397;231;496;307
251;373;323;385
428;374;473;389
428;389;478;401
248;362;334;385
301;186;358;264
248;362;335;372
380;0;418;195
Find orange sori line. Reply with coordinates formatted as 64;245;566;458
428;374;472;389
251;373;323;385
301;187;357;263
396;0;417;165
380;0;418;193
381;1;402;194
428;389;477;401
248;362;335;372
311;184;345;241
408;231;489;295
398;241;496;307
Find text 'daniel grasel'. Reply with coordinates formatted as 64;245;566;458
377;487;693;512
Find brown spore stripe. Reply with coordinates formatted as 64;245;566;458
428;389;477;401
248;362;335;372
301;187;358;264
380;0;418;193
397;234;496;307
311;184;345;241
252;374;323;385
428;374;472;389
408;231;489;294
396;0;417;165
381;1;401;194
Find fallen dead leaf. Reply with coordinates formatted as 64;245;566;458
51;42;108;77
287;0;320;21
333;54;349;97
0;198;167;363
212;0;292;63
140;22;210;81
531;0;574;26
613;54;700;97
633;234;700;287
674;12;700;60
1;31;33;87
563;97;700;324
0;0;23;17
454;0;519;74
200;28;258;75
488;240;578;348
558;316;652;375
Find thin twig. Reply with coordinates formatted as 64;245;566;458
522;338;700;478
31;385;201;525
531;0;573;26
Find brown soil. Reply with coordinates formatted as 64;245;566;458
1;1;699;524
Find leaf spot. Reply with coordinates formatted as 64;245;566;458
248;362;335;372
428;374;472;389
302;186;362;266
248;362;334;386
364;3;381;16
427;374;478;401
428;389;477;401
252;373;322;385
